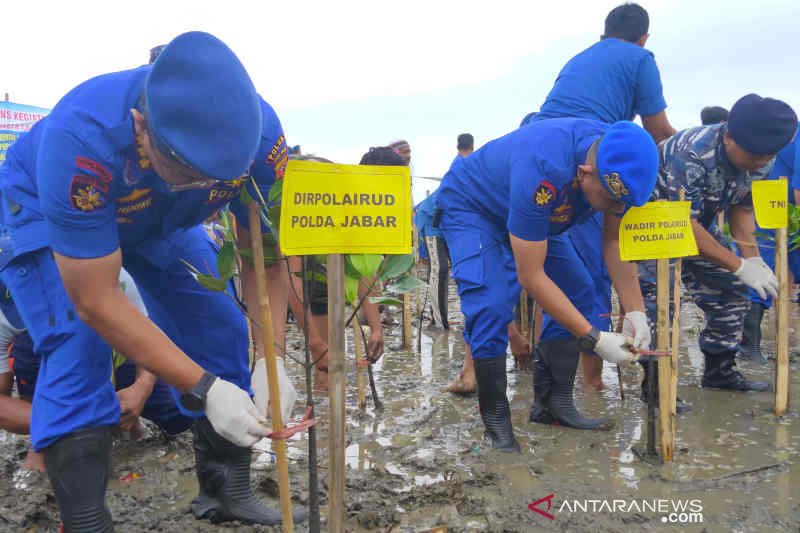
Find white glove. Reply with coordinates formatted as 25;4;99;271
251;357;298;423
593;331;637;364
734;257;778;299
205;377;268;447
622;310;651;350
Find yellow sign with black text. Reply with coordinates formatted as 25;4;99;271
619;201;697;261
751;178;788;229
279;160;412;255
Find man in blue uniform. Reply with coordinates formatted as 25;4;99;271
0;32;305;529
527;2;676;394
641;94;797;392
739;126;800;364
438;118;658;452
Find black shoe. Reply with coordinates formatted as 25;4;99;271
639;360;692;414
192;418;308;525
739;303;768;365
529;339;612;430
44;427;114;533
474;356;520;452
702;350;770;391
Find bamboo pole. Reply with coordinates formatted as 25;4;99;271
247;202;294;532
775;226;789;416
656;258;672;460
327;254;346;532
664;256;681;462
354;315;367;410
402;291;413;350
519;290;529;338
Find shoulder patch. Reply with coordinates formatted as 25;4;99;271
75;156;114;187
534;180;557;206
70;175;107;212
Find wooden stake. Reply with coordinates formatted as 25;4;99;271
354;315;368;410
247;202;295;533
519;290;529;339
327;254;346;533
402;291;413;350
775;226;789;416
656;258;673;461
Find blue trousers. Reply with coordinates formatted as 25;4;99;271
0;226;249;450
11;330;190;435
541;213;611;339
440;207;598;358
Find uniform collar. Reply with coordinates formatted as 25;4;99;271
716;124;743;177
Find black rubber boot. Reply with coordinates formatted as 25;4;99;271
639;360;692;414
529;346;555;424
702;350;770;391
739;302;768;365
529;339;611;430
44;427;114;533
191;418;308;525
474;356;520;452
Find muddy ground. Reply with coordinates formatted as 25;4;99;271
1;283;799;532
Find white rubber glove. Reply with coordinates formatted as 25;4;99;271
734;257;778;299
205;377;268;447
593;331;638;364
251;357;298;423
622;310;652;350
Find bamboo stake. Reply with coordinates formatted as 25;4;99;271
247;202;294;532
775;226;789;416
354;315;368;410
665;256;681;462
519;290;529;339
402;291;413;350
326;254;346;532
656;258;672;460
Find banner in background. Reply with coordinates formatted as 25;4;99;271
0;101;50;163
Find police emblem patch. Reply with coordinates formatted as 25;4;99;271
604;172;629;199
534;181;557;206
70;175;106;212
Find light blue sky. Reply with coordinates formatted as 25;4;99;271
4;0;798;202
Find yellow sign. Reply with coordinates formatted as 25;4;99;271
752;178;788;229
279;160;412;255
619;201;697;261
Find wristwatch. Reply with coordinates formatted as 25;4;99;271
179;371;217;411
577;327;600;353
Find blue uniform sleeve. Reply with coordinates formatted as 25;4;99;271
634;53;667;118
656;151;706;218
229;100;287;232
37;126;120;258
790;141;800;192
507;158;554;241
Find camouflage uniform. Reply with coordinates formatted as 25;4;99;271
638;124;772;355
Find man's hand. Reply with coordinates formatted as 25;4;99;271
116;381;151;432
366;328;384;363
251;357;298;423
593;332;637;364
205;377;268;447
734;256;779;299
622;311;651;350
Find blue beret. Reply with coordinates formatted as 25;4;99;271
728;94;797;155
145;31;262;180
596;121;658;207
